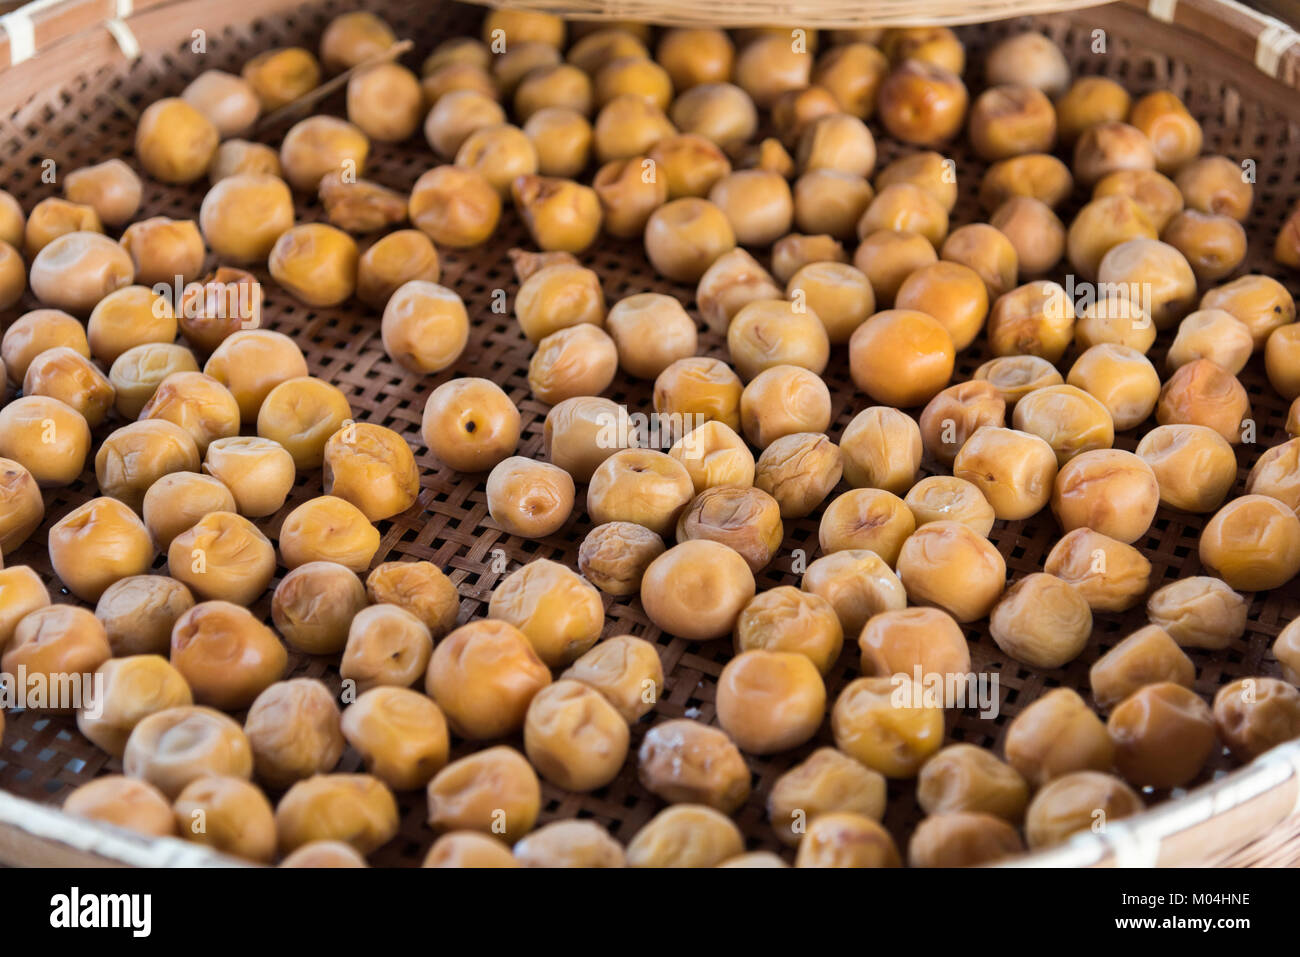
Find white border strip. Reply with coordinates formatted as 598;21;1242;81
104;16;141;59
107;0;141;62
1148;0;1178;24
2;0;143;66
1257;22;1300;77
1256;744;1300;817
0;0;55;66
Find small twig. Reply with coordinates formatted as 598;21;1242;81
254;39;415;133
105;90;139;122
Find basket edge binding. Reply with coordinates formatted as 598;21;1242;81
1003;738;1300;867
1;738;1294;867
0;0;1298;73
0;790;255;867
0;0;1299;868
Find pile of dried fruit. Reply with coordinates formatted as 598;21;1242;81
1;8;1299;868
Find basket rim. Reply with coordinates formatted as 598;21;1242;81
0;739;1294;867
1005;739;1300;867
1;0;1299;868
0;790;255;867
0;0;1293;79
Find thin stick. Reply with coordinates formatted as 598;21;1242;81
255;39;415;133
105;90;139;122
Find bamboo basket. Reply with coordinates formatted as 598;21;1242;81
1;0;1300;868
449;0;1108;28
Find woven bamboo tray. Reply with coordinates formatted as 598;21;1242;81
2;0;1300;867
